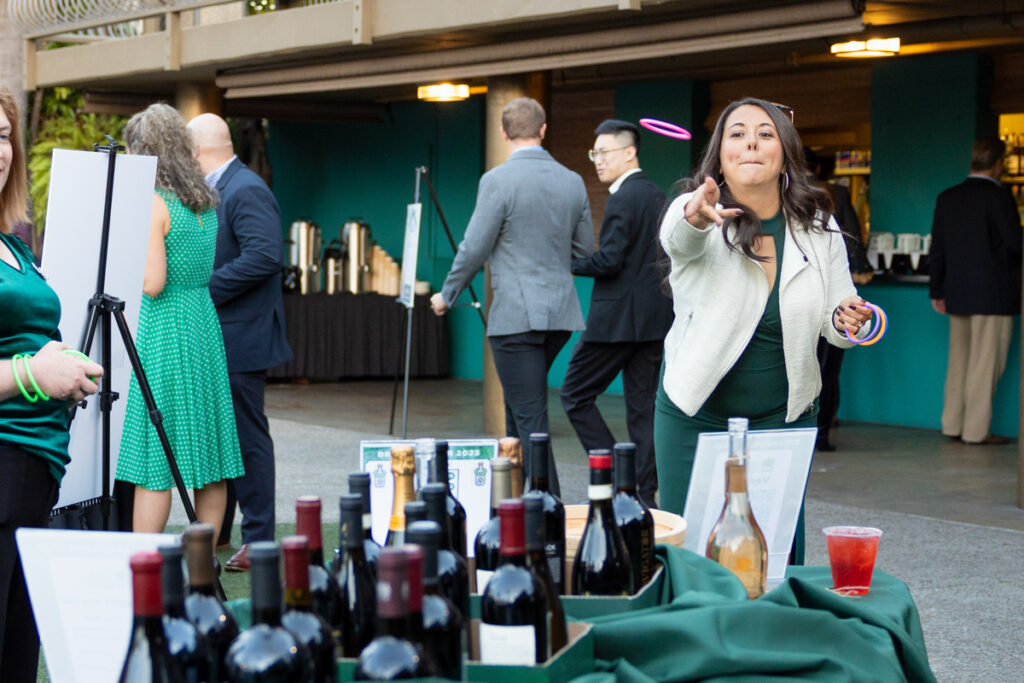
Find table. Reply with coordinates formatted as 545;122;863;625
268;292;448;380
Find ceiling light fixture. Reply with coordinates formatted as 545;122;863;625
830;37;900;58
417;83;470;102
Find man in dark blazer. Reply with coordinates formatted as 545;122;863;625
929;136;1022;445
560;120;672;507
430;97;593;496
189;114;292;570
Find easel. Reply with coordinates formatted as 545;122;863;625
388;167;486;436
55;136;225;599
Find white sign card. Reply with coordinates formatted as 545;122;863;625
683;427;816;584
398;202;422;308
41;148;158;509
360;438;495;557
17;528;176;683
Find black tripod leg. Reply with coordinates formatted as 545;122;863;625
112;307;228;601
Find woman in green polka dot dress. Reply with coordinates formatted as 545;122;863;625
117;104;243;540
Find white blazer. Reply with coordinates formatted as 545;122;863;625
659;192;861;423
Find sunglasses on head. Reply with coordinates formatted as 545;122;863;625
771;103;795;122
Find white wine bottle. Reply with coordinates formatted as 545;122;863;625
706;417;767;599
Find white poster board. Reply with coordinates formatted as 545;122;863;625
683;427;816;585
398;202;421;308
17;528;176;683
360;438;495;557
41;148;157;509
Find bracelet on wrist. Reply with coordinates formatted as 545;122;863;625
10;352;50;403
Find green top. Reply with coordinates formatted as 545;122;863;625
698;210;789;424
0;233;70;482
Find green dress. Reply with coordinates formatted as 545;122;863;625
116;190;243;490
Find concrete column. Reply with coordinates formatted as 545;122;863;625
175;82;222;121
481;73;550;436
0;0;26;117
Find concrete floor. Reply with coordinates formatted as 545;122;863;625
168;377;1024;682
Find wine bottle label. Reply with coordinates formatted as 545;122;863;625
478;623;537;665
476;569;493;594
588;484;613;500
545;554;561;589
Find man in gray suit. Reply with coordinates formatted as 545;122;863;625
430;97;593;495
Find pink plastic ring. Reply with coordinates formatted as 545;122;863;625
639;118;692;140
844;302;887;345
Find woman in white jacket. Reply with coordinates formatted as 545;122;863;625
655;97;875;564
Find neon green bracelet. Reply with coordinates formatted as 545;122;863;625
22;354;50;401
11;353;39;403
62;349;98;382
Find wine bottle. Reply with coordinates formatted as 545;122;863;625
334;494;378;657
612;442;656;588
404;500;427;527
295;496;342;628
348;471;381;576
479;499;549;665
281;536;338;683
706;417;768;599
499;436;524;499
429;440;468;561
522;493;568;655
572;451;634;596
421;482;470;623
224;542;310;682
182;524;238;683
118;551;186;683
405;521;464;681
354;549;435;680
157;544;212;683
384;445;416;547
524;433;566;595
473;457;512;594
401;545;439;675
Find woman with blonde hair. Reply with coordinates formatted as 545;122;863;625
0;86;103;681
116;103;242;539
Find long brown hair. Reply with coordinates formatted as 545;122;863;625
0;87;29;234
124;103;217;213
684;97;832;261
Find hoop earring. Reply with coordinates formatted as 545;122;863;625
782;171;790;192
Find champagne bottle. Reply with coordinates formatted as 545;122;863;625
572;451;634;595
354;549;436;680
118;551;185;683
157;544;212;682
348;471;381;576
420;483;470;625
334;494;377;657
523;493;568;654
182;524;238;682
429;440;468;560
706;417;768;599
524;433;566;595
404;500;427;527
479;500;549;665
281;536;338;683
612;442;656;588
405;521;464;681
224;542;309;682
295;496;342;627
499;436;524;499
384;445;416;547
473;457;512;594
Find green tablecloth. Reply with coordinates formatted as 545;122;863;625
570;545;934;683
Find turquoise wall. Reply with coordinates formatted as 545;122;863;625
839;53;1019;435
267;99;488;380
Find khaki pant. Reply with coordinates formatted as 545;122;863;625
941;314;1013;443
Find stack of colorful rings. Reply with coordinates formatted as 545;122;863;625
639;118;692;140
845;302;887;347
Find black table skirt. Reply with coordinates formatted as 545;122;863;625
269;293;449;380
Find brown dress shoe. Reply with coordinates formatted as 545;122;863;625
225;544;251;572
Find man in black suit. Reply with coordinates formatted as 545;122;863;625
929;136;1022;445
560;119;672;506
189;114;292;570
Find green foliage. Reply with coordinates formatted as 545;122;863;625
28;88;127;236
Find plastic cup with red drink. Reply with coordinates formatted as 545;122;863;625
822;526;883;596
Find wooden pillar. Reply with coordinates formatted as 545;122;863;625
481;73;550;436
175;82;222;121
